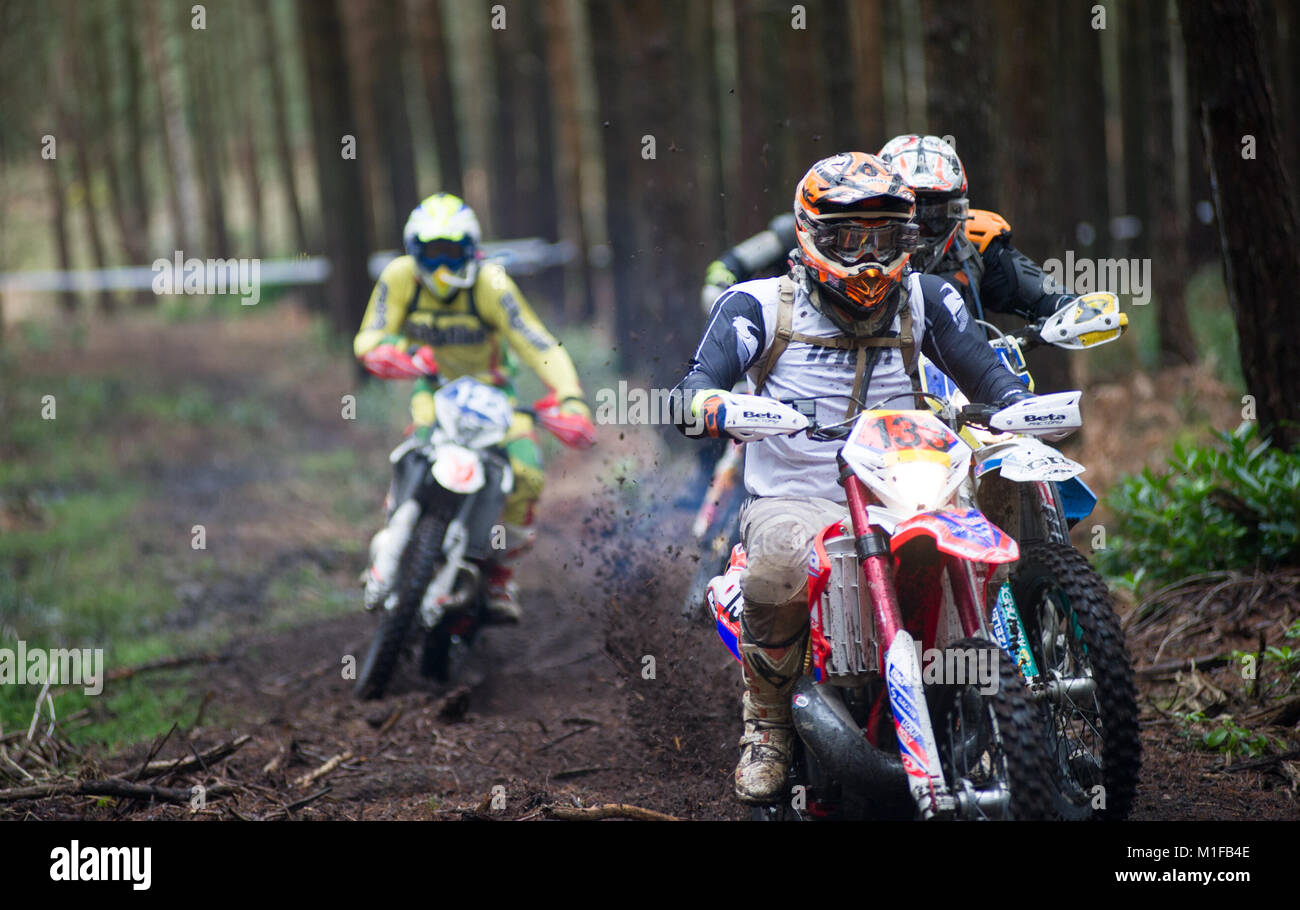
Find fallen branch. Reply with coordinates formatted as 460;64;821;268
1243;696;1300;729
142;735;252;779
0;778;233;804
536;725;596;753
552;766;611;780
131;723;179;783
1209;749;1300;774
547;803;680;822
1134;654;1229;679
260;785;334;820
375;706;404;739
106;651;231;682
292;750;353;789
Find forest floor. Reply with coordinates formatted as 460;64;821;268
0;303;1295;821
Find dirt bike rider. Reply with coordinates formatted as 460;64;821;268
672;153;1037;804
354;192;594;624
702;134;1076;323
685;135;1075;502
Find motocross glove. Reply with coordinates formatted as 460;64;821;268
700;259;740;314
706;259;739;289
996;388;1036;407
690;388;734;439
360;342;439;380
536;392;596;449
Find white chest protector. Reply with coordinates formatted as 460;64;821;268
740;273;926;503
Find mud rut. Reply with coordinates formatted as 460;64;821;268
167;493;752;821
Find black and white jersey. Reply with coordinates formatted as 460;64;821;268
675;271;1025;502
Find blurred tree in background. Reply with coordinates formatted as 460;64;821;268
0;0;1295;426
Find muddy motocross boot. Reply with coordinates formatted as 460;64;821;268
734;625;808;803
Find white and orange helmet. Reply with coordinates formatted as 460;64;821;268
793;152;919;319
878;135;970;271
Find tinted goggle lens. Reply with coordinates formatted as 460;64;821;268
816;221;917;263
418;240;470;267
916;198;969;237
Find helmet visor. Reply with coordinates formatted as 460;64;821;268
915;197;969;239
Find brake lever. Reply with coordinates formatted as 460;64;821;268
956;403;999;432
1014;320;1046;351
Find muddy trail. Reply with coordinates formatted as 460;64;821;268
4;308;1295;821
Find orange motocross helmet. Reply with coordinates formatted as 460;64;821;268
793;152;919;325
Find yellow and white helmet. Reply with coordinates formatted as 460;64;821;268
403;193;482;297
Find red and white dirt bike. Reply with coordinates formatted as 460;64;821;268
708;389;1088;820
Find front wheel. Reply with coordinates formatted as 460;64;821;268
354;511;447;700
1011;542;1141;820
928;637;1058;820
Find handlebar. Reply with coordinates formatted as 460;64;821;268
770;390;1066;442
774;390;984;442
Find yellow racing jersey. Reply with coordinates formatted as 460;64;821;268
353;256;584;403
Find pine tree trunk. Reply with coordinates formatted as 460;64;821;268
1145;0;1197;366
849;0;885;151
254;0;309;253
410;0;464;195
921;0;996;198
62;0;114;314
368;0;419;246
299;0;374;349
187;32;231;260
120;0;152;265
145;0;199;253
543;0;595;321
1179;0;1300;450
587;0;636;362
994;0;1071;395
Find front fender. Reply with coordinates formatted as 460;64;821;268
431;443;487;493
890;509;1018;565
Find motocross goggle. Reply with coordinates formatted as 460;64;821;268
415;238;474;275
914;196;970;239
810;217;920;266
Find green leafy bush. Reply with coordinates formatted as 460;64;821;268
1097;423;1300;589
1175;710;1283;760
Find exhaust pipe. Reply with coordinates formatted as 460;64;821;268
790;677;913;815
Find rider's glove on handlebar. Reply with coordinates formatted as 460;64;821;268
996;388;1036;406
360;342;438;380
691;388;734;439
535;392;596;449
410;345;439;377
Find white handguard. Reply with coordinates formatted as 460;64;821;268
1040;292;1128;350
717;392;809;442
990;391;1082;441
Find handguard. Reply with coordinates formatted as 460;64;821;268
695;391;809;442
361;343;439;380
989;391;1082;442
1040;292;1128;350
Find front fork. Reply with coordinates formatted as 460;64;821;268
843;470;956;819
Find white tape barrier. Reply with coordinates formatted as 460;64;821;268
0;238;578;293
